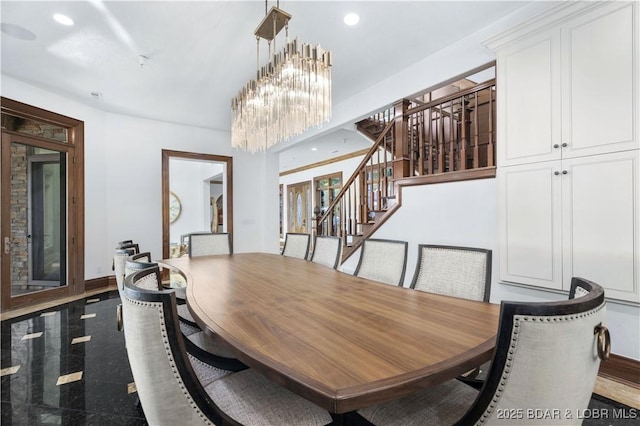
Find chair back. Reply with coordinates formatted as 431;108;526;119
125;258;161;290
354;238;408;286
282;233;311;260
458;277;609;425
569;277;593;299
188;232;231;257
410;244;492;301
118;242;140;254
130;252;151;263
126;264;163;291
114;247;136;294
310;236;342;269
121;274;232;425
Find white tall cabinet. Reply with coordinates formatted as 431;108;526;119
488;1;639;303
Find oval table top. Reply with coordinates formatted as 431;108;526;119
160;252;500;414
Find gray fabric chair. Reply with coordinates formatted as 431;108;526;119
409;245;492;387
410;244;492;302
113;247;136;296
121;273;333;426
282;233;311;259
117;241;140;254
353;277;609;426
124;258;157;287
462;275;595;388
188;232;231;257
354;238;408;286
310;236;342;269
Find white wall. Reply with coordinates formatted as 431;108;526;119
1;75;280;280
339;179;497;280
335;178;640;361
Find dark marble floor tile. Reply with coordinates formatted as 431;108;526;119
0;292;146;425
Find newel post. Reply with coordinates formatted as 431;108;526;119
393;99;411;181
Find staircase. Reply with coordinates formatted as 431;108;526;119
316;78;497;262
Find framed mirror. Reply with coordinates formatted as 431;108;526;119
162;149;233;260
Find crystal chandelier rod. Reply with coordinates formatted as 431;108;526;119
231;1;332;153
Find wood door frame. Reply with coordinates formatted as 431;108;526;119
161;149;233;259
1;97;84;311
287;180;311;233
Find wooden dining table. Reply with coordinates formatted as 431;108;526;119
159;253;501;414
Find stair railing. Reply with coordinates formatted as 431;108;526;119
407;79;496;175
316;119;396;249
317;79;496;261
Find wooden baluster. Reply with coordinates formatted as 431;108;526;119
438;104;445;173
381;143;387;204
488;85;495;167
474;92;480;169
460;96;467;171
377;142;382;211
427;107;433;175
344;186;348;238
448;100;455;171
351;186;355;237
420;111;424;176
409;113;415;176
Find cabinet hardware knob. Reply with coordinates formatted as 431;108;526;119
562;170;568;175
553;144;559;149
562;143;568;148
554;171;560;176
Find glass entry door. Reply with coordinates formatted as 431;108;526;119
27;152;66;289
2;133;70;303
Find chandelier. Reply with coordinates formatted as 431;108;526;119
231;1;332;153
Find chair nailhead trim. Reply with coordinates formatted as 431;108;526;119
126;297;214;425
476;303;605;424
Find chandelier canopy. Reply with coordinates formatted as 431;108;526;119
231;2;332;153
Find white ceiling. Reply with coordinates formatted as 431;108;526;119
1;1;530;169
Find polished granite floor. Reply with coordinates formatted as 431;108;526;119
1;291;637;426
1;292;146;425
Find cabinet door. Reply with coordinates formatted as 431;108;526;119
562;151;639;302
497;29;562;167
498;162;563;289
562;2;638;158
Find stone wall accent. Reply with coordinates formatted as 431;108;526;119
10;143;28;289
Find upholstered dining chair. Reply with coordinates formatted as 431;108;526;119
113;247;136;296
354;238;408;286
282;232;311;260
310;236;342;269
352;277;609;426
117;240;140;254
410;244;492;302
124;258;156;283
121;273;334;426
462;276;601;389
188;232;232;257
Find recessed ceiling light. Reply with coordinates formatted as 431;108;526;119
344;13;360;26
311;147;318;151
53;13;74;26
